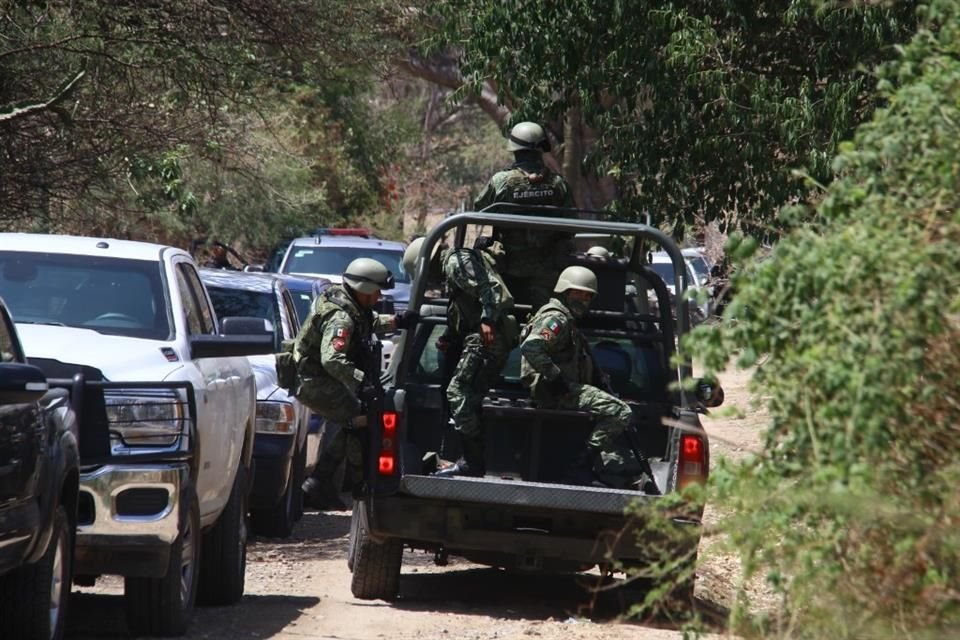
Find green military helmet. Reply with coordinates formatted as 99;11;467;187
586;246;610;259
508;121;550;152
343;257;394;294
554;265;598;295
402;237;441;280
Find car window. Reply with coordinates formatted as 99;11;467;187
650;262;675;285
412;322;668;400
415;324;447;383
687;256;710;281
0;309;21;363
289;289;315;326
175;267;205;336
280;290;300;335
181;267;216;334
206;286;283;351
0;251;170;340
283;246;409;283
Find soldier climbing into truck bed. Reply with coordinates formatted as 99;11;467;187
402;234;518;478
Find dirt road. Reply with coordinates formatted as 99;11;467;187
65;367;762;640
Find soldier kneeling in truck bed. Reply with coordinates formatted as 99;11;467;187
521;265;648;488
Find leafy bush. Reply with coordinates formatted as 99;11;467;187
687;2;960;636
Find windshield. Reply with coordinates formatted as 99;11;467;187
206;286;283;351
686;255;710;281
283;246;409;284
649;262;676;286
0;251;169;339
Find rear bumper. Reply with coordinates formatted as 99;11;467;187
75;463;188;577
250;433;296;508
367;476;701;567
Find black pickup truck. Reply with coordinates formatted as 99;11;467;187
348;212;720;608
0;297;80;640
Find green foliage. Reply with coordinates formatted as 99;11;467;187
429;1;918;235
0;1;407;249
687;2;960;635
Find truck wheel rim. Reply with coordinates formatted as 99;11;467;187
48;528;67;638
180;514;195;604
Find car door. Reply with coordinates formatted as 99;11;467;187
0;302;42;517
173;262;243;513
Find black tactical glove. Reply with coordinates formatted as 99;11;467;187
394;309;420;330
546;374;571;396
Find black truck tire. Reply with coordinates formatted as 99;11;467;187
347;501;361;572
197;465;248;605
349;500;402;600
292;441;306;522
125;489;200;637
250;455;297;538
0;504;73;640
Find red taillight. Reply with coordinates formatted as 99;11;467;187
378;454;395;475
682;435;702;459
378;411;400;476
678;433;707;490
382;411;397;433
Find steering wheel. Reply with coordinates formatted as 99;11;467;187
92;312;139;323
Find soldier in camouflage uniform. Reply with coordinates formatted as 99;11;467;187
296;258;418;509
403;236;518;476
475;121;575;309
520;266;644;488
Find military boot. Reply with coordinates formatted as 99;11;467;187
302;476;347;510
434;435;485;478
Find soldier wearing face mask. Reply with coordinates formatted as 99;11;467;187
520;266;646;487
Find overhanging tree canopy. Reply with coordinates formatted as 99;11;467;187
427;1;918;234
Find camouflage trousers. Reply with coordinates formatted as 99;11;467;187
447;320;518;438
296;377;364;489
535;383;644;483
311;423;366;491
295;376;360;425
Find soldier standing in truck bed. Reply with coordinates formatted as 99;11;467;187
475;121;575;310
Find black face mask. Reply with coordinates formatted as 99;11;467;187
566;295;591;319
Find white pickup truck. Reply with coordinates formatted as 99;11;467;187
0;234;272;637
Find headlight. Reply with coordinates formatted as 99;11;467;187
105;390;186;448
256;401;296;434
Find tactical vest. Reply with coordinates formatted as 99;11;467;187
295;285;373;377
489;165;570;274
521;298;593;387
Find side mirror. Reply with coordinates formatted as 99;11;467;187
243;264;265;273
710;264;722;278
191;317;275;358
696;378;724;408
0;362;49;404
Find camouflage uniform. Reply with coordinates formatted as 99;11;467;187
443;248;518;441
475;160;575;309
294;284;394;492
520;297;642;485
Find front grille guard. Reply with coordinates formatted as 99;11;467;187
49;375;198;468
